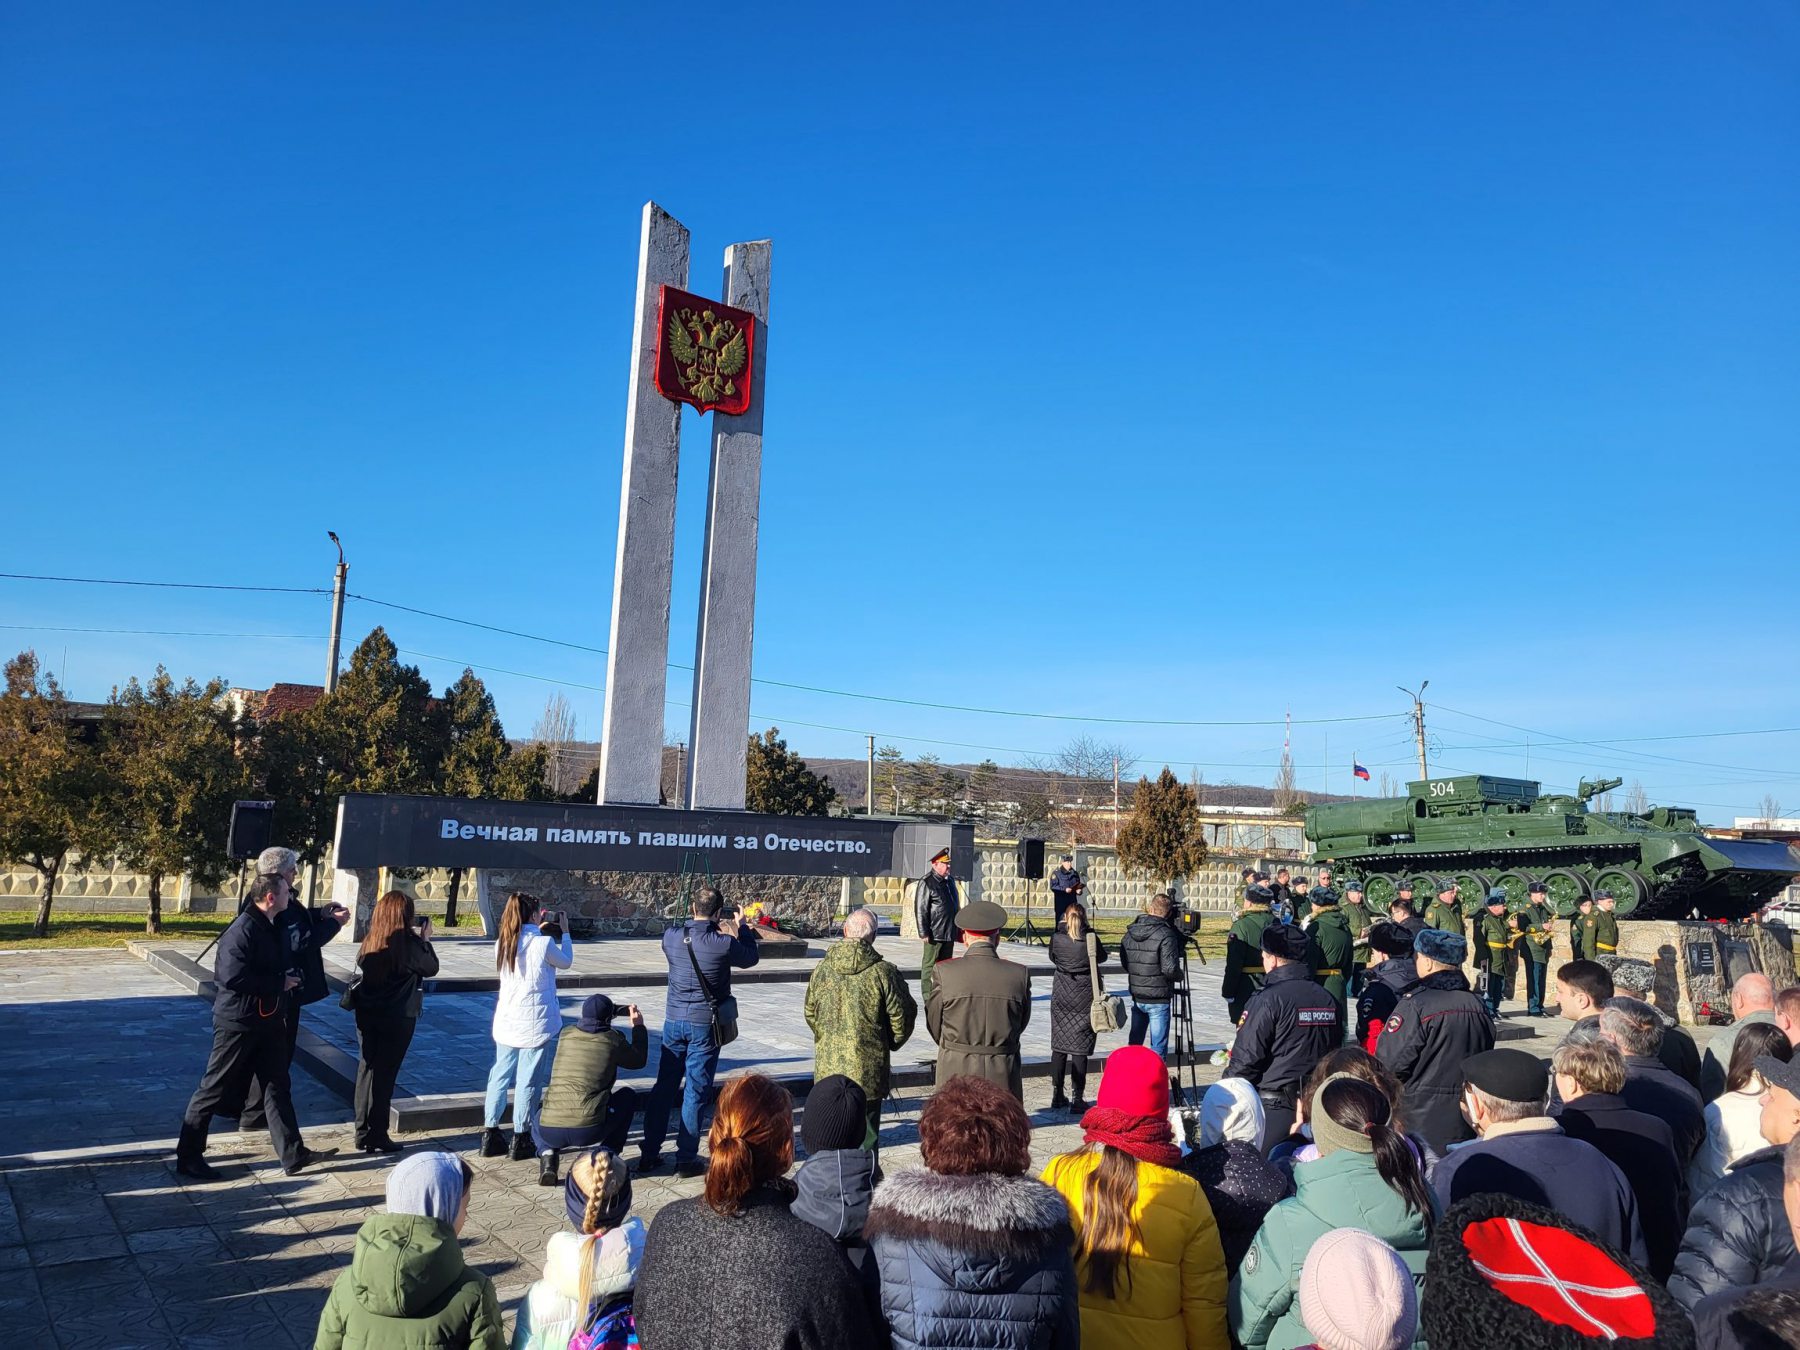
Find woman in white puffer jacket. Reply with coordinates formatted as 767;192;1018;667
482;892;574;1161
1692;1020;1791;1197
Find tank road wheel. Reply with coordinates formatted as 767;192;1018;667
1361;874;1399;910
1495;870;1537;908
1409;873;1446;904
1592;868;1648;917
1456;872;1495;916
1540;868;1589;917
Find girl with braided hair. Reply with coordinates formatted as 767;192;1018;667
511;1147;645;1350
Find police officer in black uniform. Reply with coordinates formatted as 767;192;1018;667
1224;922;1341;1155
1374;926;1495;1152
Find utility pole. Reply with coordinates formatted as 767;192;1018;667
1398;681;1429;779
1112;755;1121;843
866;735;876;818
325;532;347;694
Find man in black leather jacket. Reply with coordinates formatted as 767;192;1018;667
914;848;960;1005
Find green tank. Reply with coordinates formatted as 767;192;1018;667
1305;773;1799;921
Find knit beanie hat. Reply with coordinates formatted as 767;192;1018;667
802;1075;869;1154
1310;1074;1377;1157
1096;1045;1170;1117
1298;1228;1417;1350
1423;1192;1695;1349
578;993;617;1033
386;1151;467;1223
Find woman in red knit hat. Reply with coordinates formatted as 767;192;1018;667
1042;1045;1230;1350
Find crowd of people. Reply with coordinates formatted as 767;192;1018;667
174;846;1800;1348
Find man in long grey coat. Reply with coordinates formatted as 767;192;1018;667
926;901;1032;1102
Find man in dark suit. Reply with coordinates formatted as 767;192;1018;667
1554;1037;1688;1282
1602;995;1706;1166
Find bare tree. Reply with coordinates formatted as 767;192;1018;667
1762;794;1785;827
1272;743;1299;811
1378;771;1399;797
1028;735;1136;845
1623;780;1649;815
532;693;581;797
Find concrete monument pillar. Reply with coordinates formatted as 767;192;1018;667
685;240;771;810
598;203;691;805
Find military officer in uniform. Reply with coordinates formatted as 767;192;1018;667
925;901;1032;1101
1474;889;1513;1018
1519;881;1555;1017
1222;881;1277;1025
1572;895;1599;961
1375;927;1495;1151
1307;885;1356;1027
1224;923;1341;1154
1593;889;1621;958
1341;880;1376;996
1425;879;1465;937
914;848;960;1005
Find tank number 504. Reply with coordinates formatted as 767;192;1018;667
1427;781;1457;797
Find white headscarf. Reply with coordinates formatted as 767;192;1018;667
1198;1077;1266;1147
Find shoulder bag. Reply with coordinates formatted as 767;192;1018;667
1087;932;1127;1034
684;929;740;1047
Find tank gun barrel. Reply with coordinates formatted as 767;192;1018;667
1578;776;1624;802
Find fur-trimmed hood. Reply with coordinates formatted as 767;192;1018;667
864;1167;1072;1261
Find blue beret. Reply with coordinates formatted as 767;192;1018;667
1416;927;1468;965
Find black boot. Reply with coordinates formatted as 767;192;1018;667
173;1122;218;1181
480;1128;507;1158
1049;1083;1068;1111
510;1129;535;1162
538;1150;559;1186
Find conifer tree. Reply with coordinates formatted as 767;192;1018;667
437;667;549;924
1116;766;1209;893
746;727;837;816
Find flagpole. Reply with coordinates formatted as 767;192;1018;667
1353;750;1359;799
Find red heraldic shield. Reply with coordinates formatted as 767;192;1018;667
654;286;757;416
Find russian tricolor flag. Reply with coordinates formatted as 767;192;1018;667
1353;762;1371;781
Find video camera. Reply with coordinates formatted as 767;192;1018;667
1167;896;1202;937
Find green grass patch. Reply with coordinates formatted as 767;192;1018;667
1014;912;1231;962
0;910;234;949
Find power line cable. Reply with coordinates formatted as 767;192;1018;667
0;571;327;596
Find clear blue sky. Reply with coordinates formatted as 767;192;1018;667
4;3;1797;819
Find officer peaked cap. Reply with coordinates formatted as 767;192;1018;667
1261;923;1310;961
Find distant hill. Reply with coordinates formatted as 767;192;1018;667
516;739;1349;814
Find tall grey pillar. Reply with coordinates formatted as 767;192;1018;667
598;202;691;805
685;239;771;810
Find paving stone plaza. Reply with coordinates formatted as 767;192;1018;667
0;926;1613;1347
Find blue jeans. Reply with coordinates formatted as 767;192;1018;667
1129;1001;1171;1058
640;1020;719;1164
484;1042;551;1132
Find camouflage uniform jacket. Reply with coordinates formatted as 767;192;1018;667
804;938;918;1100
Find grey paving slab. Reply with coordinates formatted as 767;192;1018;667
0;951;346;1161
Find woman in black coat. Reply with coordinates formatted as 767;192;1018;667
347;891;439;1154
1047;902;1107;1113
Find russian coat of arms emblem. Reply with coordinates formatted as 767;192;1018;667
653;285;756;416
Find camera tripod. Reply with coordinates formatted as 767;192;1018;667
1168;935;1210;1110
1002;878;1055;947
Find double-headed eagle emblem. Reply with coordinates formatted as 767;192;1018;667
654;286;757;416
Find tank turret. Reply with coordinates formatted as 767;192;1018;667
1304;774;1799;921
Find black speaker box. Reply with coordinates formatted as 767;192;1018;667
1017;837;1046;880
227;800;276;860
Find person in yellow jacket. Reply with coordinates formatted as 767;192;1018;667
1042;1045;1230;1350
